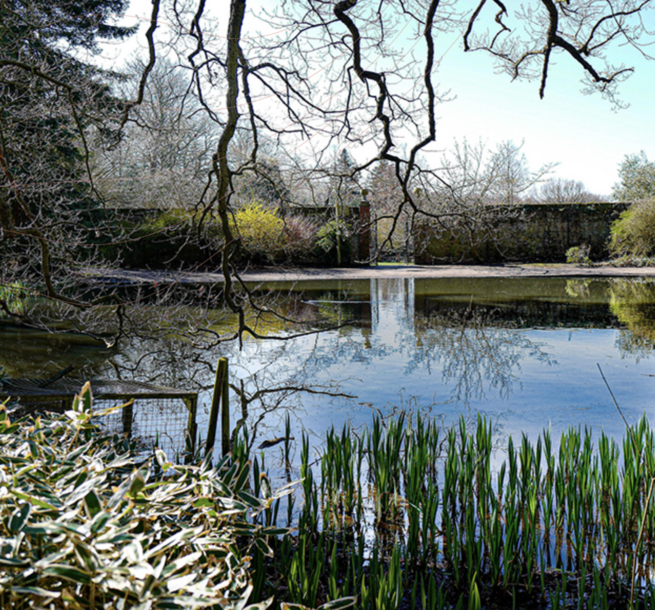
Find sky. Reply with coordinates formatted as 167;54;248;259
101;0;655;198
430;30;655;198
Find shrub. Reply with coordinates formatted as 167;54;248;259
609;254;655;267
565;244;592;266
104;209;223;269
609;198;655;258
0;385;287;610
234;202;285;263
315;219;352;265
282;215;319;259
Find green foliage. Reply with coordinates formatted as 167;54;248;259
0;282;35;317
282;411;655;609
0;385;285;609
1;0;134;209
609;254;655;267
234;203;285;263
609;198;655;258
613;152;655;202
102;206;356;269
315;219;352;265
0;0;138;314
8;391;655;609
609;279;655;352
565;244;592;266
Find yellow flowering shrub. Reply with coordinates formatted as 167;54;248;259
234;202;285;261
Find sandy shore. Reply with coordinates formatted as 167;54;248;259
87;264;655;285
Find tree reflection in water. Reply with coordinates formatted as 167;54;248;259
5;277;655;455
610;278;655;358
413;307;556;405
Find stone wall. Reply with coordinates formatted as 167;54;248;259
95;205;371;268
414;202;630;264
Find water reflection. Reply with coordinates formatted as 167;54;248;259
2;277;655;449
0;325;112;378
609;279;655;357
226;277;655;445
413;308;556;404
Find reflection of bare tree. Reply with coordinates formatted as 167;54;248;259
2;282;365;451
4;280;587;449
229;375;354;453
609;279;655;358
94;307;358;449
413;307;556;405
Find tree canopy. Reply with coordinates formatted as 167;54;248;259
0;0;134;316
538;178;602;203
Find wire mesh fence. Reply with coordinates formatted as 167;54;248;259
1;378;198;461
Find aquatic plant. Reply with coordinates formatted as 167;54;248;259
258;411;655;609
6;384;655;610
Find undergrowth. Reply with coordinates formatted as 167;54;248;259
4;389;655;609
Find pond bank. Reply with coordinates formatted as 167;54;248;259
86;263;655;286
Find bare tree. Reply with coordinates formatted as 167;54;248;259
462;0;653;106
184;0;650;326
2;0;654;344
93;57;218;211
538;177;603;203
487;141;554;205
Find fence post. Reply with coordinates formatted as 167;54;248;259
221;358;230;456
207;357;229;457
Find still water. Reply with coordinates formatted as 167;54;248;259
3;276;655;454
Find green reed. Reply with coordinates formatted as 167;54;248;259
253;410;655;609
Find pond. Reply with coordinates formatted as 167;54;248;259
3;276;655;458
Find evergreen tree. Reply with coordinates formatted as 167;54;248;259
327;150;360;208
0;0;134;308
0;0;134;209
368;161;402;216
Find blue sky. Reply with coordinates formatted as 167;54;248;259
429;28;655;197
108;0;655;198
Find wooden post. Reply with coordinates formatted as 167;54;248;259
335;200;342;266
122;402;134;438
183;396;198;462
221;358;230;457
207;357;229;457
358;190;371;262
